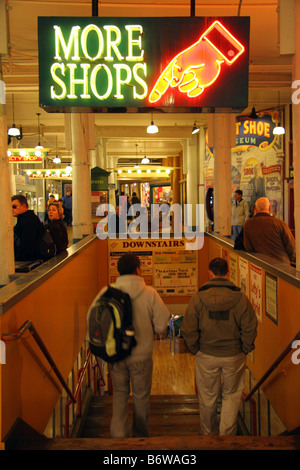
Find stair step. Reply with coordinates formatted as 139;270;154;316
20;435;300;451
80;395;200;438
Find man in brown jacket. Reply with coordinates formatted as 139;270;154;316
243;197;295;265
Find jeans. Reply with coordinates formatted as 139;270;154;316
109;357;153;438
195;351;246;436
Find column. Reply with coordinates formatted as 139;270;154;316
71;113;93;242
186;135;199;228
107;155;117;207
293;0;300;270
208;113;236;236
198;126;206;206
0;69;14;285
172;156;180;205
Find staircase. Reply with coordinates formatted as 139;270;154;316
80;394;201;438
5;394;300;450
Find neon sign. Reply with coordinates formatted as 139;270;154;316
149;21;245;103
38;17;249;111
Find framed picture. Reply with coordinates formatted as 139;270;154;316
265;272;278;325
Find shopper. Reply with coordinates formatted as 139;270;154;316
243;197;295;265
181;257;257;436
231;189;249;239
90;253;170;438
11;195;43;261
46;202;68;254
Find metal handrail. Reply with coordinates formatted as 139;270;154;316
2;321;106;438
65;350;106;437
244;330;300;401
2;320;76;403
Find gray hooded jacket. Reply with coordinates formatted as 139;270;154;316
93;275;170;364
182;278;257;357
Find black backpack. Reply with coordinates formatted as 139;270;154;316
87;285;137;363
39;224;57;261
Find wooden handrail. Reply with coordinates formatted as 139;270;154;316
244;330;300;402
1;320;76;403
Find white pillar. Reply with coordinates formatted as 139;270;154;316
71;114;93;242
186;136;199;228
107;155;117;207
293;0;300;270
198;127;206;206
0;71;14;284
209;113;235;236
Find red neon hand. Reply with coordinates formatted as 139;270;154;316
149;21;245;103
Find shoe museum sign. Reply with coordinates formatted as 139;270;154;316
38;17;249;113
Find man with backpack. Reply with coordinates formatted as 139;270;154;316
181;257;257;436
88;253;170;438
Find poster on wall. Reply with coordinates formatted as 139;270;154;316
204;110;284;222
229;252;238;285
250;263;263;322
239;257;248;295
265;272;278;325
108;238;198;297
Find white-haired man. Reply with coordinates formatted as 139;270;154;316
243;197;295;265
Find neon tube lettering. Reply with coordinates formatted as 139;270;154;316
133;63;148;99
125;25;144;60
50;63;67;99
103;25;123;61
67;63;91;99
54;25;80;60
90;64;113;100
81;24;104;61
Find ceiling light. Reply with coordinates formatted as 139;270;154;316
141;157;150;164
147;113;158;134
192;122;199;134
273;91;285;135
273;125;285;135
65;165;72;173
35;113;43;149
8;126;21;137
7;95;22;140
53;156;61;164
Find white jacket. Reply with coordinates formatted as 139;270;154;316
96;275;170;363
231;199;249;226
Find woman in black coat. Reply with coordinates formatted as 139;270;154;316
46;202;69;254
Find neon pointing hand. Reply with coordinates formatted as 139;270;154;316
149;21;245;103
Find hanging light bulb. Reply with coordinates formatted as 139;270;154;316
7;95;22;139
35;113;43;149
53;156;61;164
141;156;150;164
147;113;158;134
192;122;199;134
273;92;285;135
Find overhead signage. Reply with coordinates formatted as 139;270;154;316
9;155;43;163
38;16;249;112
234;111;279;151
